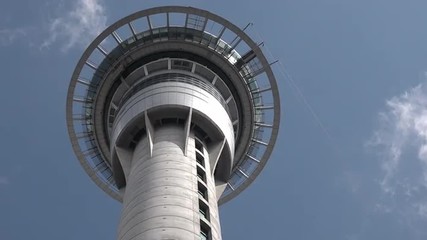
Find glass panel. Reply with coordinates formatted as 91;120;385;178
198;182;208;200
186;14;206;31
168;13;186;27
196;152;204;166
172;59;192;71
150;13;167;28
199;209;207;218
197;166;206;183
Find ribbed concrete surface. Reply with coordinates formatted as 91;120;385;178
117;125;221;240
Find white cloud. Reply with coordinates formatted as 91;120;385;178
368;79;427;221
369;82;427;193
41;0;107;52
414;202;427;219
0;28;27;46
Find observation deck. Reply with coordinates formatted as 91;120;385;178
66;6;280;205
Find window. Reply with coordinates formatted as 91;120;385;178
197;166;206;183
172;60;192;71
196;152;204;167
200;230;208;240
199;208;207;218
195;138;204;152
198;199;209;221
197;182;208;200
200;223;211;240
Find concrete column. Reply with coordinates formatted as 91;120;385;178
117;125;221;240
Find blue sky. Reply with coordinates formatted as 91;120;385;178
1;0;427;239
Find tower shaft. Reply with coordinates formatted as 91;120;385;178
117;126;221;240
111;78;234;239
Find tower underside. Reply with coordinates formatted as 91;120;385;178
113;77;234;240
66;6;280;240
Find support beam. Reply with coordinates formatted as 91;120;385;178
114;146;132;183
201;17;208;32
252;138;268;146
212;76;218;85
246;154;260;163
97;45;109;56
110;102;118;110
209;138;227;174
73;97;91;103
184;13;189;27
255;122;273;128
184;108;193;156
147;16;153;34
77;77;91;86
255;105;274;110
128;22;137;40
214;26;226;50
143;65;148;75
238;167;249;178
112;31;123;44
120;76;130;89
251;87;272;94
144;111;154;157
166;12;170;27
85;60;99;71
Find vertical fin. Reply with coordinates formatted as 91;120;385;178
145;111;154;157
184;108;193;156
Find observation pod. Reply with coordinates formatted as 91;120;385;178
66;6;280;240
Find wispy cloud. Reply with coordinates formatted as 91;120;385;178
0;176;9;185
0;28;27;46
336;171;361;194
41;0;107;52
369;81;427;193
368;79;427;220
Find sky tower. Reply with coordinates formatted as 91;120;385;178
66;6;280;240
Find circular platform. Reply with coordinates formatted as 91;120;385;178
66;6;280;204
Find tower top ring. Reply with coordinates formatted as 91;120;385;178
66;6;280;204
